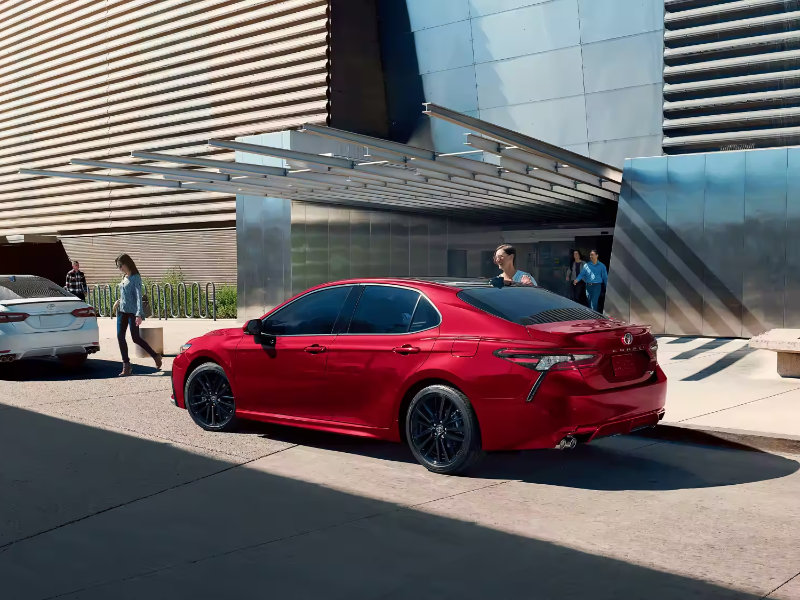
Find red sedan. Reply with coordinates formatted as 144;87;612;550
171;279;666;474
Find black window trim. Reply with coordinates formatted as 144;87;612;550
341;283;442;336
261;284;356;337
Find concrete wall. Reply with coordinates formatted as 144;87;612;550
381;0;664;168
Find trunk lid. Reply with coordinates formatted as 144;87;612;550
1;297;90;332
527;319;657;389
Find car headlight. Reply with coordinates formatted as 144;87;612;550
179;343;192;353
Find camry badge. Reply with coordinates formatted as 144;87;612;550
622;333;633;345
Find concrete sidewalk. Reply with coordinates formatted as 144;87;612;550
656;336;800;448
99;319;800;448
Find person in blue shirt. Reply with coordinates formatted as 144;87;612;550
573;249;608;311
113;253;162;377
493;244;536;286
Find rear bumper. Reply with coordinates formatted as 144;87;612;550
0;323;99;361
475;366;668;451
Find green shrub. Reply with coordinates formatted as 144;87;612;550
215;285;237;319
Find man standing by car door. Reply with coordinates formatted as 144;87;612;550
65;259;88;302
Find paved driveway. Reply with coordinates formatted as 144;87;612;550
1;348;799;599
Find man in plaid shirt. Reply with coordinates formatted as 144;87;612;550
65;259;88;301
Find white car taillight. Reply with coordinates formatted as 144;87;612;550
0;312;29;323
71;307;97;318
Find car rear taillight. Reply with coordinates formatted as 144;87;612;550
494;349;599;371
71;307;97;318
0;312;29;323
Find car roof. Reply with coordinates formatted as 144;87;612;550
314;277;495;292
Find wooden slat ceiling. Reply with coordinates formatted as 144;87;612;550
0;0;330;236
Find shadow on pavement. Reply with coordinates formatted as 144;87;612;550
0;358;160;381
240;421;799;492
681;347;756;381
0;405;768;599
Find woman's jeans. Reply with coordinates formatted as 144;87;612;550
585;284;602;312
117;312;158;363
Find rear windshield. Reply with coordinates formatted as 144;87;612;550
0;276;73;301
457;287;606;325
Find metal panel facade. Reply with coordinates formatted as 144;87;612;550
386;0;664;167
626;157;668;333
1;0;330;237
610;147;795;337
786;149;800;329
237;198;507;321
742;149;787;336
702;152;745;337
665;154;705;336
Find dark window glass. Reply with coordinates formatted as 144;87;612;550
0;276;72;301
409;297;440;332
349;286;420;334
457;287;605;325
263;286;352;335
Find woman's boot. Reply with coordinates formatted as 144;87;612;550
119;362;132;377
154;354;163;370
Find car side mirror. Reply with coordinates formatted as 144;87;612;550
244;318;277;347
244;319;262;336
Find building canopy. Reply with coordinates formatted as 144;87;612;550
22;104;621;225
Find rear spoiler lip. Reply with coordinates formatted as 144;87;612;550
1;296;84;306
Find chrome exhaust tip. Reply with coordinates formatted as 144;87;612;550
555;435;577;450
0;354;17;363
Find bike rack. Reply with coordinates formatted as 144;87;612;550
89;281;219;320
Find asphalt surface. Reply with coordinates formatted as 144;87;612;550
1;347;799;599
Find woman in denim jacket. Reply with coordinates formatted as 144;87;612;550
113;254;162;376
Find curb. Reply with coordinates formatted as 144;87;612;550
635;424;800;455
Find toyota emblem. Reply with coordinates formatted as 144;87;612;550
622;333;633;345
47;303;56;312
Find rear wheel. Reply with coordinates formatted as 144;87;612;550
405;384;483;475
184;363;238;432
59;353;88;368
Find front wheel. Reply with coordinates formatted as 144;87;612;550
184;363;238;432
405;384;483;475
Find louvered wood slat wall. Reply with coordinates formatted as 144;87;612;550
0;0;330;237
60;228;237;285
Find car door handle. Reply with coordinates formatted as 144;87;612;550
304;344;326;354
393;345;420;355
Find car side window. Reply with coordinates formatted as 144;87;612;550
262;286;352;335
409;297;440;332
348;286;421;334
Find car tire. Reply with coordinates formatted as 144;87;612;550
405;384;484;475
59;353;88;368
184;362;238;432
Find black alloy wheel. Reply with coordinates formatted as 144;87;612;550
185;363;237;432
406;384;483;475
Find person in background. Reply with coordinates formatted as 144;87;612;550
566;250;586;305
493;244;536;286
573;249;608;311
113;253;161;377
65;259;88;302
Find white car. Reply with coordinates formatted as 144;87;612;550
0;275;99;367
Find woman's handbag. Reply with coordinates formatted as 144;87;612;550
142;293;153;318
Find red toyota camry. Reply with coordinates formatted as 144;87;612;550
171;279;666;474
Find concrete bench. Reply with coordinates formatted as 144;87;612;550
749;329;800;377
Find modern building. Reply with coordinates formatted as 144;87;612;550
4;0;800;335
